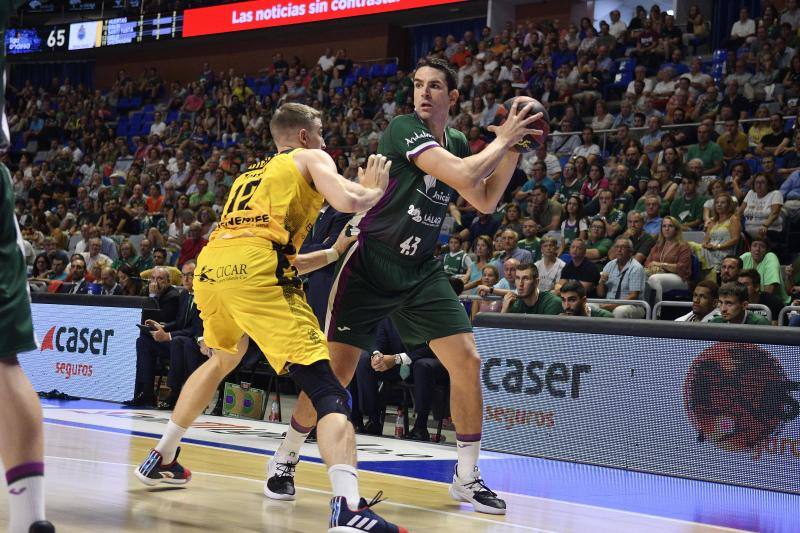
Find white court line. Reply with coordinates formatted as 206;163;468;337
44;455;550;533
45;422;749;533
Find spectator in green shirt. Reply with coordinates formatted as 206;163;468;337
670;174;706;230
559;279;613;317
500;263;562;315
740;238;791;304
585;219;614;265
189;178;215;209
685;124;724;176
709;282;771;325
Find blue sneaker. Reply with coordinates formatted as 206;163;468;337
135;447;192;486
328;492;407;533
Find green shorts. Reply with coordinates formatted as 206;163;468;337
326;237;472;351
0;163;35;359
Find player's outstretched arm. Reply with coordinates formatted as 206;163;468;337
298;151;391;213
414;98;542;212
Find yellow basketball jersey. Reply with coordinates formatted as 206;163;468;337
209;148;323;258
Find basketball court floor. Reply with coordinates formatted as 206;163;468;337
1;399;796;532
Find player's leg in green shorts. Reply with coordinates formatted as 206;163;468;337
0;162;53;532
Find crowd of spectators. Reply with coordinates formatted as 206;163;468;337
10;3;800;440
8;4;800;331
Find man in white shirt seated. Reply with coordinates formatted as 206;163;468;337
675;280;721;322
728;7;756;50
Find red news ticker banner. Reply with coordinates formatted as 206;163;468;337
183;0;466;38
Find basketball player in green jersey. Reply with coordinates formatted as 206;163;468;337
0;3;55;532
267;57;542;515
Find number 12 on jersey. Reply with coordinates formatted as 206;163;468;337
223;176;262;217
399;235;421;256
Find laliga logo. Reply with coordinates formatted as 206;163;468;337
684;342;799;454
40;325;115;355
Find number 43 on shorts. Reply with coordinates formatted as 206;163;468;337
399;235;421;256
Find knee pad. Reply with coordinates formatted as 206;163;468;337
310;385;352;420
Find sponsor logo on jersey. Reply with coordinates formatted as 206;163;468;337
404;130;435;146
407;204;442;228
219;213;271;228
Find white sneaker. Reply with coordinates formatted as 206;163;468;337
448;466;506;515
264;456;297;501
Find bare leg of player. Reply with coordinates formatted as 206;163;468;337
265;342;361;501
135;336;249;485
429;332;506;515
0;357;52;533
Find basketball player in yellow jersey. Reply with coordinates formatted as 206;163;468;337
135;103;407;533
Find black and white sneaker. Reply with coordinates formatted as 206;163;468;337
264;456;298;501
135;447;191;486
448;466;506;515
28;521;55;533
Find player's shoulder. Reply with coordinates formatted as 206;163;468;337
385;113;434;140
445;125;469;148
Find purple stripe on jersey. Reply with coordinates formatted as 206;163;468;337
407;142;438;160
358;177;399;236
5;462;44;485
327;249;359;341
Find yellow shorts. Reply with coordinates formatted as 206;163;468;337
193;237;329;373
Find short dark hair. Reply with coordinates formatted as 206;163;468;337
449;234;462;244
682;173;698;184
695;279;719;299
153;247;167;256
722;255;743;269
718;282;749;303
531;185;549;196
516;263;538;278
750;235;770;247
415;57;458;91
738;268;761;287
560;279;586;298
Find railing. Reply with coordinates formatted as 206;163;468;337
653;301;772;322
778;305;800;326
588;298;651;320
459;293;651;319
546;116;783;156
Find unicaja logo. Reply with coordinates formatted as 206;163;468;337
684;342;799;455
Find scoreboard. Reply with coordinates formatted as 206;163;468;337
101;13;183;46
5;12;182;55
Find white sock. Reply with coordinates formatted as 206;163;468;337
274;420;310;465
456;436;481;480
155;420;187;464
6;470;45;533
328;464;360;510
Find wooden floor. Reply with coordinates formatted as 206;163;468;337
0;422;753;533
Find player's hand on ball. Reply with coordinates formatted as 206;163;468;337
358;154;392;192
489;97;550;153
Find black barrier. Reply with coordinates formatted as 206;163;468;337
32;292;155;311
473;313;800;494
